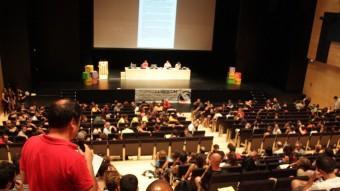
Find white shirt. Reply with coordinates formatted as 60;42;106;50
103;127;111;135
164;61;172;69
334;98;340;110
188;123;196;132
307;177;340;191
213;113;222;120
122;128;134;134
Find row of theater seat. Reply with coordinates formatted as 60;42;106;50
208;168;340;191
0;136;213;161
240;132;340;153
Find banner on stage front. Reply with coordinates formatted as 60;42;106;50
135;89;191;103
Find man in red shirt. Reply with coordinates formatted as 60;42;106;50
20;99;97;191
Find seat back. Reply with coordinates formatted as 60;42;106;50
91;141;108;157
9;143;24;161
286;134;299;146
200;136;213;152
193;131;205;137
108;140;124;159
124;139;139;156
263;135;276;150
208;172;241;191
170;138;185;153
275;134;288;146
185;137;199;153
222;166;242;173
250;134;263;152
0;144;9;161
270;168;297;178
319;133;331;147
238;179;275;191
274;177;292;191
140;139;154;156
329;132;340;148
298;135;309;148
309;133;321;149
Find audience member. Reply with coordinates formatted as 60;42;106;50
333;96;340;111
195;152;222;191
120;174;138;191
20;99;97;191
292;156;340;191
0;161;23;191
163;60;172;69
146;179;173;191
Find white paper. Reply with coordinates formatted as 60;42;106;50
218;186;235;191
92;154;104;175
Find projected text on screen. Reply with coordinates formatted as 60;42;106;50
137;0;177;48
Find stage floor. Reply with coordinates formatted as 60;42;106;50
31;70;303;106
34;70;245;92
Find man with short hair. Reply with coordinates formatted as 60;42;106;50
195;152;222;191
20;99;97;191
146;179;172;191
292;156;340;191
120;174;138;191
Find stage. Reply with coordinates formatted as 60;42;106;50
29;70;302;110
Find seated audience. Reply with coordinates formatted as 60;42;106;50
291;156;340;191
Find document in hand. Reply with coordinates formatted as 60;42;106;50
92;154;104;176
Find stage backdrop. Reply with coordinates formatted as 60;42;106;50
135;89;191;103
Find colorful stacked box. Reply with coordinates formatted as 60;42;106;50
234;72;242;85
91;71;99;85
85;65;94;73
82;71;92;86
227;67;242;85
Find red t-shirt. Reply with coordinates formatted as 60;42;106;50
20;135;94;191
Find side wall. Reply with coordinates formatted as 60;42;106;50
303;0;340;107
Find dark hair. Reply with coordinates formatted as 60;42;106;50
0;161;16;189
227;152;238;166
242;157;256;171
323;147;335;158
47;99;81;129
120;174;138;191
196;154;206;168
179;152;188;164
265;147;273;156
316;156;336;174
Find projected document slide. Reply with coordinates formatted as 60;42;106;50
137;0;177;48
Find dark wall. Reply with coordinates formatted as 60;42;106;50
235;0;317;92
29;0;83;84
0;0;32;89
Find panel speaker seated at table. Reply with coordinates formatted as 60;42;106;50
163;60;172;69
130;63;137;69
